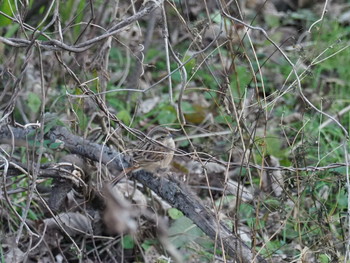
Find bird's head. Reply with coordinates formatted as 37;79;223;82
147;127;175;148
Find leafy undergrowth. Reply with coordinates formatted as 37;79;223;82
0;0;350;262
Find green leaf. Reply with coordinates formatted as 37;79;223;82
184;55;196;74
181;101;195;114
117;109;131;125
230;66;250;98
168;208;184;219
318;254;330;263
265;135;285;158
27;92;41;113
265;15;280;28
60;0;75;22
214;114;232;125
262;239;284;255
49;142;63;149
264;198;280;210
122;235;134;249
210;12;223;24
72;0;87;38
4;24;19;38
141;239;158;251
0;0;14;26
44;120;59;134
179;140;189;148
40;157;50;164
239;203;255;227
337;188;347;209
168;216;204;248
156;106;176;125
171;69;182;82
28;209;39;220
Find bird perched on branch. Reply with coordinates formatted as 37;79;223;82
132;126;175;172
111;126;175;184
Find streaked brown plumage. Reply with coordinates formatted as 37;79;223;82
132;126;175;172
111;127;175;184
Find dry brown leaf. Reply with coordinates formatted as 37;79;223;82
5;247;25;263
103;184;141;234
139;97;160;114
297;245;316;263
227;180;254;202
44;212;93;236
144;245;162;263
116;182;147;208
205;162;226;174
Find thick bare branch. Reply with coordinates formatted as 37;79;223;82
0;124;266;262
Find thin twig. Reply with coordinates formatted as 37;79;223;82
0;0;162;53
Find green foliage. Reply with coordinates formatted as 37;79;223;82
318;254;331;263
117;109;131;125
122;235;135;249
168;208;184;219
168;216;203;248
141;239;158;251
74;0;87;37
184;55;196;74
3;23;19;38
230;66;251;99
168;216;217;262
336;188;347;209
181;101;196;114
197;69;219;90
107;92;127;111
283;221;299;241
260;239;286;257
48;141;63;149
263;198;281;210
27;208;39;221
0;245;4;263
27;92;41;114
0;0;14;26
265;135;289;159
239;203;253;222
150;103;177;125
58;0;87;39
312;22;350;74
214;114;234;125
265;15;280;29
44;115;65;134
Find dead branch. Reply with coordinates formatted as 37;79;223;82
0;124;267;262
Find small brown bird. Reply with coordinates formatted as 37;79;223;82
132;126;175;172
111;127;175;184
